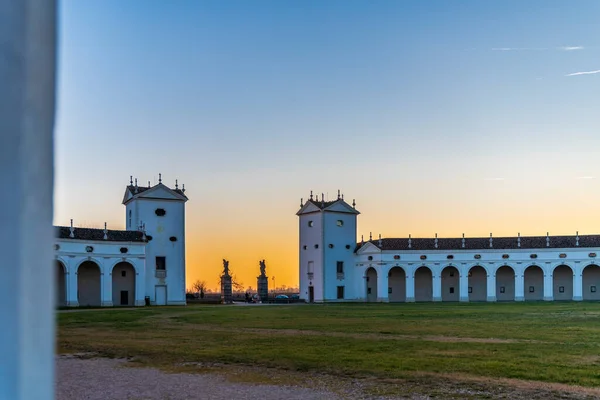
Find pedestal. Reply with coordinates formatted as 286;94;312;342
257;275;268;302
221;275;232;304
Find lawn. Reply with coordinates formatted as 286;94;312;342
57;302;600;397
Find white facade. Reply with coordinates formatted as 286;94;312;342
298;194;600;303
54;177;188;307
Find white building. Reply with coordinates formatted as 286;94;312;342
54;175;188;307
297;192;600;303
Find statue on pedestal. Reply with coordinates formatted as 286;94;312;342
259;259;266;277
222;259;229;276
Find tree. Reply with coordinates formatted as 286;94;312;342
190;280;207;298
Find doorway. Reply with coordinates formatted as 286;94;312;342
120;290;129;306
308;286;314;303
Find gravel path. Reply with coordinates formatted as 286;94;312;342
55;355;346;400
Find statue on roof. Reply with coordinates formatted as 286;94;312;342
222;259;229;276
259;259;266;276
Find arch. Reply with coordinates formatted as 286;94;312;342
524;265;543;301
441;266;459;302
468;265;487;302
582;264;600;300
496;265;515;301
77;260;101;306
366;267;377;302
553;264;573;301
56;260;66;307
112;261;136;306
414;266;433;302
388;267;406;302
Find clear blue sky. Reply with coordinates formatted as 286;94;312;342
55;1;600;288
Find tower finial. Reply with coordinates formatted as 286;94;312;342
158;173;162;184
352;199;356;209
361;234;364;244
576;230;579;246
490;232;493;248
175;179;178;189
378;234;382;247
321;193;324;208
518;232;521;248
300;198;303;208
408;234;412;248
130;175;133;185
148;181;151;188
134;178;138;193
182;183;185;193
337;189;340;200
310;190;313;200
434;233;438;248
369;232;372;241
103;222;108;240
69;219;74;238
546;232;550;247
341;193;344;200
461;233;465;248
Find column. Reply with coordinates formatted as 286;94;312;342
486;271;496;302
573;270;583;301
134;260;146;306
101;261;113;307
0;1;56;398
66;261;79;307
459;273;469;302
515;271;525;301
432;273;442;302
543;272;553;301
377;267;389;302
405;273;415;302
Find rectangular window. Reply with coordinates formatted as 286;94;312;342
388;287;392;294
307;261;314;273
367;287;371;294
336;261;344;274
121;270;126;277
500;286;505;294
449;287;454;294
592;286;597;293
337;286;344;299
468;287;472;294
529;286;535;293
559;286;565;293
156;256;166;270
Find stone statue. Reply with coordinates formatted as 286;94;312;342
259;259;266;276
222;259;229;276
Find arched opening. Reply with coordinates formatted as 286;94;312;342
582;265;600;300
524;265;543;301
441;266;459;302
56;260;66;307
388;267;406;302
414;266;433;302
468;266;487;302
496;265;515;301
366;267;377;302
553;265;573;301
77;261;101;306
112;262;136;306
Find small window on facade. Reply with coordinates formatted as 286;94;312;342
345;245;351;249
367;287;371;294
447;255;454;260
388;287;392;294
449;287;454;294
121;271;126;277
308;221;314;227
502;254;509;259
394;255;400;260
530;254;537;259
314;244;319;249
155;208;166;216
468;287;473;294
54;244;60;251
85;246;94;253
120;247;128;254
336;220;343;227
449;272;454;277
303;245;307;250
169;236;177;242
307;261;314;273
337;286;345;299
420;255;427;260
529;286;535;293
500;286;505;294
336;261;344;274
156;256;166;270
592;286;597;293
329;244;334;248
368;256;373;261
474;254;481;259
559;286;565;293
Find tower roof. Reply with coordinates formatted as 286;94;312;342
122;182;188;205
296;198;359;216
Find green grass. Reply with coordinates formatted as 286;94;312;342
58;302;600;390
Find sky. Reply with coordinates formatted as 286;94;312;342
55;0;600;291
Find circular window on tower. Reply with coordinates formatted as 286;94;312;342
155;208;166;216
336;220;344;227
120;247;128;254
170;236;177;242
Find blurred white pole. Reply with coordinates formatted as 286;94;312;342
0;1;57;399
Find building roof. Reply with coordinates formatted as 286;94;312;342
355;234;600;252
55;226;146;242
125;184;188;199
